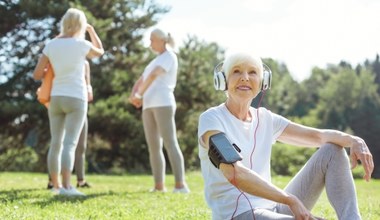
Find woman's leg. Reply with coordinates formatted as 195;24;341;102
276;143;361;220
75;117;88;184
233;208;294;220
154;106;186;189
60;97;87;189
47;97;66;189
142;108;165;190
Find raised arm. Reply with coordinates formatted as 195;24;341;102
86;24;104;59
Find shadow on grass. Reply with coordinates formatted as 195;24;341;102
0;187;180;208
0;188;42;203
32;190;168;207
32;191;116;207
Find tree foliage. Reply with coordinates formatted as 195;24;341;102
1;1;380;178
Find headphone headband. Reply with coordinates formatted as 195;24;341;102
213;62;272;91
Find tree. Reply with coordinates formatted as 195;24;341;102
0;0;170;172
258;59;301;118
175;35;224;169
0;0;226;174
304;64;380;178
349;68;380;178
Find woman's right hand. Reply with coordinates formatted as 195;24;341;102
287;195;325;220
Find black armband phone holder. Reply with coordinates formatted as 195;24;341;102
208;133;243;169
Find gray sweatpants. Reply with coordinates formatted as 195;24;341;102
234;143;361;220
142;106;185;184
47;96;87;177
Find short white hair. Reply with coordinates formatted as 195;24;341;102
223;52;263;79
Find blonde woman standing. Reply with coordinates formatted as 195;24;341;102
33;8;103;196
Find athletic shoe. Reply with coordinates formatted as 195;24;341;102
149;188;167;193
77;182;91;188
47;182;53;189
172;186;191;194
60;187;85;196
50;188;61;195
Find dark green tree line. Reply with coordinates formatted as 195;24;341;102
1;1;379;178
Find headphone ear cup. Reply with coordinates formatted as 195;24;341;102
261;64;272;91
214;62;227;91
214;71;227;91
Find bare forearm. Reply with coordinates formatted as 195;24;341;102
221;163;293;205
33;55;49;80
279;122;354;148
132;77;143;94
137;74;157;95
220;162;314;218
87;26;103;51
320;129;354;148
136;66;165;96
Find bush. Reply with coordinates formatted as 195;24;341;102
0;147;38;171
351;164;366;179
271;143;316;176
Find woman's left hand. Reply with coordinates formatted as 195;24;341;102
350;136;374;182
128;95;142;108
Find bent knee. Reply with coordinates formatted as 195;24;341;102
320;143;349;160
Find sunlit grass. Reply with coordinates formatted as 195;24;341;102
0;172;379;219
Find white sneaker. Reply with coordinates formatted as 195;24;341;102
51;188;61;195
149;188;167;193
60;187;85;196
172;186;190;194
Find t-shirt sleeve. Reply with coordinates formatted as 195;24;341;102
271;112;290;142
155;52;175;72
198;108;225;146
82;40;92;55
42;40;51;57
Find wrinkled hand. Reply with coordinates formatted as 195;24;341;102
288;195;325;220
128;94;142;108
350;136;374;181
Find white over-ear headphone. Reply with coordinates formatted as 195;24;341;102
213;62;272;91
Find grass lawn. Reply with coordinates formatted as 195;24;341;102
0;171;379;219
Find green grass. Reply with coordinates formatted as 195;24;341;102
0;172;379;219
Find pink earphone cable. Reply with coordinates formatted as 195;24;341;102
231;90;267;220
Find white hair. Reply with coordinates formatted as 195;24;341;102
223;52;263;79
151;28;175;48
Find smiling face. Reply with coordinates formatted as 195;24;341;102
224;54;263;101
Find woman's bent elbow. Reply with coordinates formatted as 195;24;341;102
221;162;244;187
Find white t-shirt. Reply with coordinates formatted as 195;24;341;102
198;103;290;220
43;38;92;101
142;50;178;110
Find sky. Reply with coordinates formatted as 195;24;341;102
148;0;380;81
